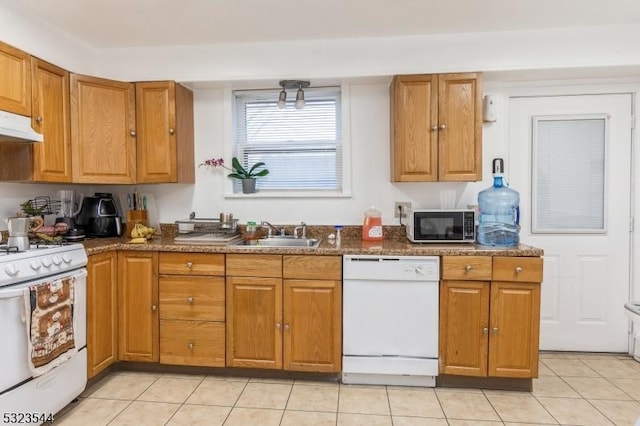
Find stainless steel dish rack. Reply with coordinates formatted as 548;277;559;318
173;216;241;245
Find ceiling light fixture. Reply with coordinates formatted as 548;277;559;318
278;80;310;109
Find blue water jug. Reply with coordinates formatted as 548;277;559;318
477;158;520;246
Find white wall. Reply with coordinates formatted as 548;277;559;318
94;24;640;82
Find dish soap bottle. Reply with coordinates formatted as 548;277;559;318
362;206;383;241
477;158;520;246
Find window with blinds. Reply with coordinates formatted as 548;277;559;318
532;115;607;233
232;87;342;193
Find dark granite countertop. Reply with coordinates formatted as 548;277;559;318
81;234;543;257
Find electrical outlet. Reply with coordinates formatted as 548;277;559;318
394;202;411;218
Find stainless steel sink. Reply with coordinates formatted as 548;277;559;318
231;236;321;248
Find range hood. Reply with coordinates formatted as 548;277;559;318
0;110;43;143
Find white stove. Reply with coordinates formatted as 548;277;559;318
0;242;88;423
0;243;88;286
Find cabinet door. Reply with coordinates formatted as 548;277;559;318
488;281;540;378
226;276;282;369
390;74;438;182
437;73;482;181
283;279;341;372
136;82;194;183
70;73;136;183
87;251;117;378
118;251;159;362
0;41;31;116
439;280;490;377
31;58;71;182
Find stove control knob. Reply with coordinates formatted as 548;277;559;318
42;257;52;268
52;255;62;265
4;263;18;276
62;254;72;264
30;259;42;270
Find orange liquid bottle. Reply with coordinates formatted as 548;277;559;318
362;206;383;241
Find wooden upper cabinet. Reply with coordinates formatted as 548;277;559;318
391;74;438;182
391;73;482;182
31;58;71;182
135;81;194;183
437;73;482;181
0;41;31;116
70;73;136;183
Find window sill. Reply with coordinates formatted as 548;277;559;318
224;190;352;199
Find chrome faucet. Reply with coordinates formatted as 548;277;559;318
260;221;284;237
293;221;307;239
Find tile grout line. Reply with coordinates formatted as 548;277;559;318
161;373;207;425
557;373;627;425
277;381;295;426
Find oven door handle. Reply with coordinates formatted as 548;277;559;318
0;288;25;300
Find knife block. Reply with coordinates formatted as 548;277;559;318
126;210;148;237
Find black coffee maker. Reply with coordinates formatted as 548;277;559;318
76;193;124;237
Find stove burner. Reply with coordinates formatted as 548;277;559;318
0;245;20;255
30;239;69;249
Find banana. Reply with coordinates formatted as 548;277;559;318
128;237;147;244
36;233;54;242
130;223;157;239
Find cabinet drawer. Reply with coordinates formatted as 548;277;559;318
442;256;492;280
226;254;282;277
160;320;225;367
283;255;342;280
159;276;225;321
493;257;543;283
159;252;225;276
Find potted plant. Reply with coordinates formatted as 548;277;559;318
200;157;269;194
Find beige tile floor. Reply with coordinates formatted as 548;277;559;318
54;352;640;425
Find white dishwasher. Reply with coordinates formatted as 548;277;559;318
342;255;440;387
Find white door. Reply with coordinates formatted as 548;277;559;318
509;94;633;352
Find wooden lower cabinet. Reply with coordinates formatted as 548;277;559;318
440;256;542;379
158;253;226;367
118;251;159;362
226;275;283;369
86;251;117;378
439;280;490;377
226;254;342;373
284;279;341;372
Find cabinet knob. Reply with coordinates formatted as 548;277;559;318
130;130;136;137
431;125;438;131
169;128;175;135
465;265;473;272
483;327;489;334
515;266;523;273
276;322;281;329
492;327;498;334
284;324;290;331
188;342;194;350
439;124;447;130
151;304;157;311
187;297;194;304
186;262;193;269
35;116;43;123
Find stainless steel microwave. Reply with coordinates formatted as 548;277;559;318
406;209;476;243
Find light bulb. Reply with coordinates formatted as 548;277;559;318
277;89;287;109
295;87;304;109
